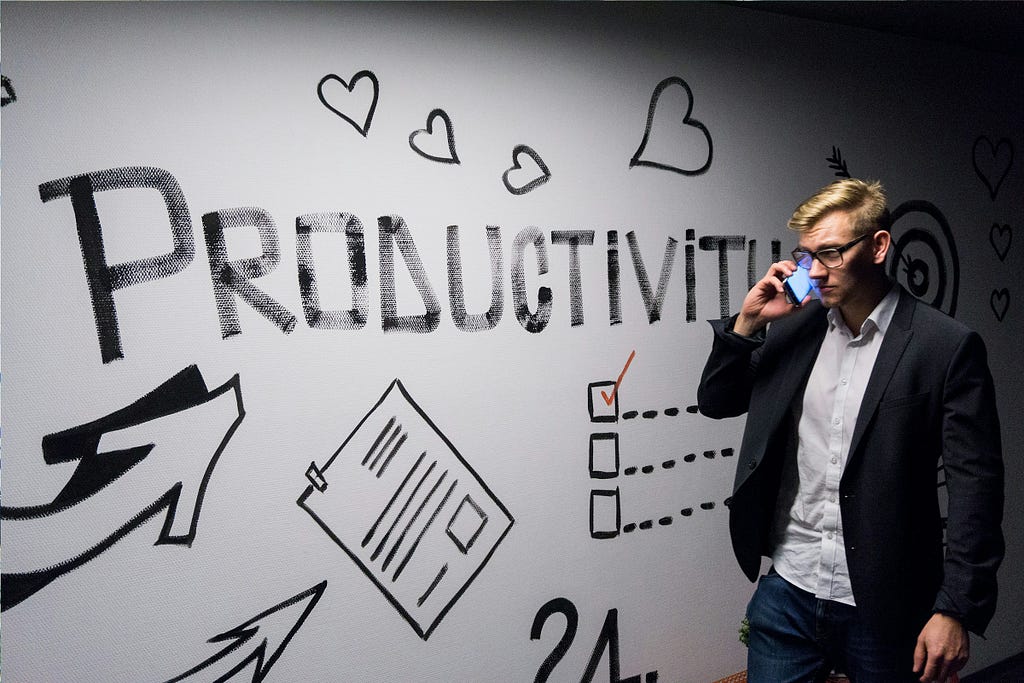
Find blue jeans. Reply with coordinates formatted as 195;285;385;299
745;568;919;683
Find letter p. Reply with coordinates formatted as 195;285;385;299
39;166;195;363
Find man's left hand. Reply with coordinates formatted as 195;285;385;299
914;613;969;682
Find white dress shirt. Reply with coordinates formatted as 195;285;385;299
772;284;900;605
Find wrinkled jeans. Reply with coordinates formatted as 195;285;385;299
745;567;919;683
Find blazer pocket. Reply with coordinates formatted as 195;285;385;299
879;391;930;410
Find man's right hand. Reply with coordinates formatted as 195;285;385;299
733;261;806;337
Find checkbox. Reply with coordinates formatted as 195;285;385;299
588;381;618;423
590;488;621;539
589;432;619;479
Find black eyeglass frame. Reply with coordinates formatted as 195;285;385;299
791;233;870;269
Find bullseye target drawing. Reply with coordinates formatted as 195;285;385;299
887;200;960;317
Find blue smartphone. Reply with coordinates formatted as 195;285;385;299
783;264;815;306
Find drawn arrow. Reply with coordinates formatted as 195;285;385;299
1;365;245;611
164;581;327;683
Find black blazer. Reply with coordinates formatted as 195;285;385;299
698;286;1004;640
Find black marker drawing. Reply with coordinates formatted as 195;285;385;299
630;76;712;176
991;288;1010;322
990;223;1012;262
164;581;326;683
1;74;16;106
887;200;960;316
607;231;623;325
297;379;513;639
379;215;442;333
204;207;298;338
296;212;368;330
38;166;196;364
826;146;851;178
447;225;504;332
1;365;244;611
972;136;1014;200
553;231;596;326
531;597;659;683
621;449;734;476
627;232;678;324
317;70;379;137
503;144;551;195
409;108;460;164
511;227;553;333
699;235;746;319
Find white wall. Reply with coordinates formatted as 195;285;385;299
1;3;1021;681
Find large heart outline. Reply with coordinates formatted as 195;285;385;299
502;144;551;195
972;136;1014;200
989;223;1012;262
630;76;713;176
317;70;379;137
409;108;460;164
990;288;1010;322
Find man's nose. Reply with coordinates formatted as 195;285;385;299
809;258;828;280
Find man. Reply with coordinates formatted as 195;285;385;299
697;179;1003;682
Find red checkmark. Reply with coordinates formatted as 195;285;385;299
601;350;636;406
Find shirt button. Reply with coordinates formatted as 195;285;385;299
827;532;834;540
831;457;838;465
830;495;836;503
833;417;841;425
841;378;848;385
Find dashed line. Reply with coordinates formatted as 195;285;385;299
621;497;732;533
622;448;734;476
620;405;701;421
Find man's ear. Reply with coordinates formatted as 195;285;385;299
872;230;891;265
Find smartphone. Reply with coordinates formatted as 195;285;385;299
783;264;815;306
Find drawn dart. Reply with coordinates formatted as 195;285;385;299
163;581;327;683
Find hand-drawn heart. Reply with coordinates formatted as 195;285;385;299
503;144;551;195
630;76;713;176
972;136;1014;200
409;108;460;164
317;70;379;137
990;288;1010;322
989;223;1012;262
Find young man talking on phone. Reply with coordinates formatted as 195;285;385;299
698;179;1003;683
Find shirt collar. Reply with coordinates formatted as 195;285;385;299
827;282;900;338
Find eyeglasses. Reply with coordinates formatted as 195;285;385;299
791;234;870;269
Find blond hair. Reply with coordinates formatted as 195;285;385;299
788;179;891;237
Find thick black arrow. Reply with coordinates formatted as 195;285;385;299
1;365;245;611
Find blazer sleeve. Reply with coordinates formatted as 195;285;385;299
932;330;1005;636
697;315;765;419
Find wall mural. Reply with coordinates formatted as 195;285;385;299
298;379;514;640
1;365;245;611
974;135;1016;323
2;5;1020;682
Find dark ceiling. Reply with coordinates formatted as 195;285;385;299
726;1;1024;59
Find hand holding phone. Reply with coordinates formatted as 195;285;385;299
783;264;816;306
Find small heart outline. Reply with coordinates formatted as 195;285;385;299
317;70;379;137
502;144;551;195
990;288;1010;322
409;108;460;165
972;136;1014;201
989;223;1012;262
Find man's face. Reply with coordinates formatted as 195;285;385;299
798;210;878;311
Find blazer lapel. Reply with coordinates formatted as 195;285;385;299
847;287;916;461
